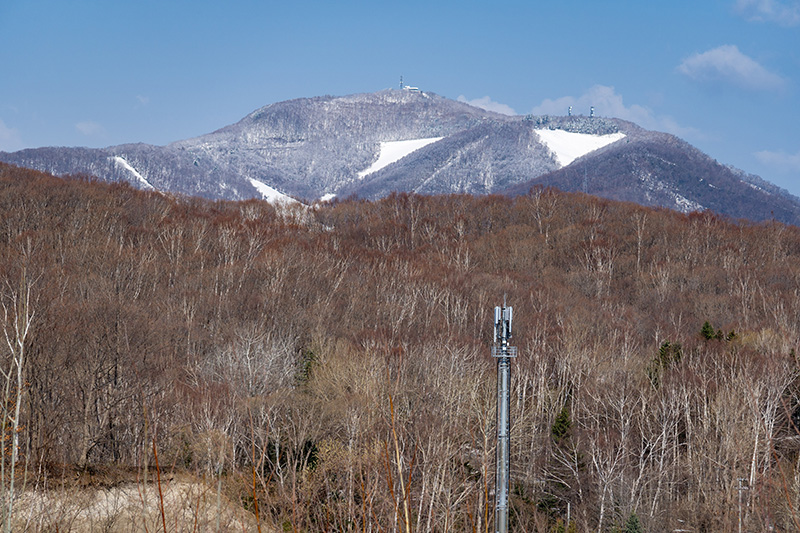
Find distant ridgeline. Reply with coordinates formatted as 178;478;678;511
2;89;800;225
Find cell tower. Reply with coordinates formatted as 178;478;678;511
590;106;595;118
568;105;572;116
493;305;516;533
400;75;404;90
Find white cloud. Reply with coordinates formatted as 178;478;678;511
677;44;786;91
755;148;800;172
735;0;800;26
530;85;700;139
0;119;23;152
136;95;150;107
75;121;106;137
457;95;516;116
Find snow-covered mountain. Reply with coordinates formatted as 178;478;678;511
3;89;800;225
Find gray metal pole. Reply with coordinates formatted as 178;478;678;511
493;306;516;533
737;478;748;533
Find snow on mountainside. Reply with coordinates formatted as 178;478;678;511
536;130;626;167
358;137;444;178
111;156;154;190
248;178;300;205
2;89;800;226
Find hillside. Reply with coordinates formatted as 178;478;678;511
3;163;800;531
505;128;800;224
2;90;799;226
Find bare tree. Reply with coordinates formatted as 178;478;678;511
1;253;35;533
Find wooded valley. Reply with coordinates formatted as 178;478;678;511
2;162;800;532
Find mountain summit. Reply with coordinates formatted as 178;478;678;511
3;89;799;225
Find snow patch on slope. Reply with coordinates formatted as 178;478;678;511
673;194;704;213
111;156;154;190
639;170;704;213
248;178;300;205
536;130;626;167
358;137;444;178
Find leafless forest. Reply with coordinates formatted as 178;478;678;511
2;163;800;532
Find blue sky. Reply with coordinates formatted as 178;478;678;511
1;0;799;195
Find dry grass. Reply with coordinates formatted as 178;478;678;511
10;476;268;532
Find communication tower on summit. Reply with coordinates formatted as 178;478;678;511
399;76;420;92
493;305;516;533
568;106;572;116
590;106;595;118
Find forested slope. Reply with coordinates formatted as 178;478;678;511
2;162;800;531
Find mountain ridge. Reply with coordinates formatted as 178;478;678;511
2;89;799;225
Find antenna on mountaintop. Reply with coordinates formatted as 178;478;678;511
400;76;404;90
590;106;595;118
493;304;516;533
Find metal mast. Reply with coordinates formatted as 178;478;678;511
493;305;516;533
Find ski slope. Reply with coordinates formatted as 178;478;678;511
536;130;626;167
249;178;300;205
358;137;443;178
111;156;154;190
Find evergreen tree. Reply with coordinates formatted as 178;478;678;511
647;341;682;388
623;512;643;533
551;406;571;442
700;321;715;340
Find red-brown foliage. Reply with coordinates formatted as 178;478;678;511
2;162;800;531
